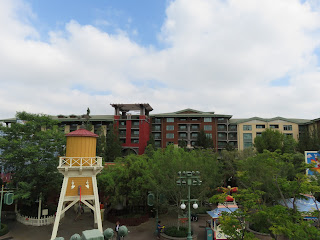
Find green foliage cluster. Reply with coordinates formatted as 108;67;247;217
297;128;320;153
254;128;297;153
105;124;122;162
98;145;223;210
0;223;9;236
211;150;320;240
196;129;214;149
164;226;190;237
0;112;65;206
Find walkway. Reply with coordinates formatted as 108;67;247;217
1;211;208;240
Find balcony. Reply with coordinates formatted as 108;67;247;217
152;119;161;124
152;127;161;132
154;135;161;140
58;157;103;168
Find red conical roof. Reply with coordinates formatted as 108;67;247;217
65;128;98;138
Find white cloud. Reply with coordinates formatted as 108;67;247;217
0;0;320;120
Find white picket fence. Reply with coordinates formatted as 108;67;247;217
16;212;56;226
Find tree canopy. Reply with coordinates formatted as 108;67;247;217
0;112;65;206
254;128;296;153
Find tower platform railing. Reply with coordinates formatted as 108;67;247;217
58;157;103;168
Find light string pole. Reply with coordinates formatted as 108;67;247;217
176;171;202;240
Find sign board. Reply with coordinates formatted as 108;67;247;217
305;151;320;175
42;209;49;216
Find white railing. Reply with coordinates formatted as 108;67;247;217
16;213;56;226
59;157;102;168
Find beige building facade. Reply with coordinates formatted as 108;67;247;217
232;117;306;151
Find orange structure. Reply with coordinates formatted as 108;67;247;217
51;129;103;240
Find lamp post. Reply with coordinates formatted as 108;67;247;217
177;171;201;240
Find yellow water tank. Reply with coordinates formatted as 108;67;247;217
65;128;98;166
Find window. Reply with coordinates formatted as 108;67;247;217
167;118;174;122
166;133;174;139
166;141;174;146
228;133;236;139
191;125;199;130
243;125;252;131
179;133;187;138
153;125;161;131
256;132;262;137
206;133;212;139
132;121;139;126
166;125;174;131
192;118;199;121
284;133;293;137
131;139;139;144
191;141;196;146
218;118;225;121
119;130;126;136
154;118;161;124
229;125;237;131
270;124;279;129
218;133;226;139
244;142;253;148
154;133;161;139
204;117;212;122
204;125;212;131
191;133;198;138
243;133;252;149
256;125;265;129
179;118;186;121
70;124;78;131
155;141;161;147
283;125;292;131
119;121;126;126
131;130;139;136
218;125;226;131
179;125;187;130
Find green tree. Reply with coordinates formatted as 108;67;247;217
98;154;153;207
0;112;65;207
254;129;283;153
196;129;214;149
105;124;122;162
297;127;320;153
96;126;107;162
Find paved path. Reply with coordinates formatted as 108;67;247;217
1;211;207;240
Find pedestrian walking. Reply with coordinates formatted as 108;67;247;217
115;220;120;240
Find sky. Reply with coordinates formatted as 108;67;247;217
1;0;320;120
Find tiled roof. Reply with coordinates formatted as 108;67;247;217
65;129;98;137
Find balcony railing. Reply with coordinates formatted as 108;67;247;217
58;157;103;168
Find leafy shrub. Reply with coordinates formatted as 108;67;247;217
164;226;192;238
0;223;9;236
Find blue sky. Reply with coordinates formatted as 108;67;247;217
27;0;167;48
1;0;320;119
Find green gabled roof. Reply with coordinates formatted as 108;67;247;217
0;115;114;123
151;108;232;118
51;115;114;122
173;108;210;114
230;117;311;125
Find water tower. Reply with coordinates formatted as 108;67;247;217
51;128;103;240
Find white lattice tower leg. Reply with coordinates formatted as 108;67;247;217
51;176;68;240
92;176;103;232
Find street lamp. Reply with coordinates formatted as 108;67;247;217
177;171;202;240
